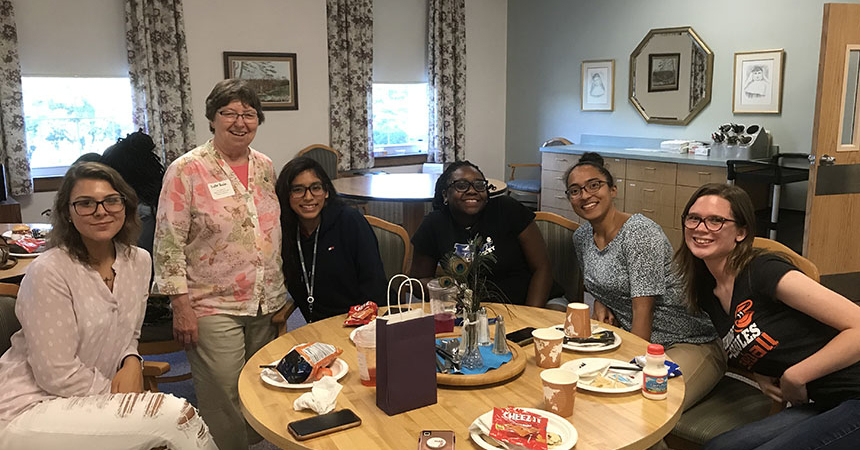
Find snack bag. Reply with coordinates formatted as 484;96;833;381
489;407;549;450
276;343;343;384
344;301;379;326
11;238;45;254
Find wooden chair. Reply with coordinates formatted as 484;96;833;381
533;211;583;303
297;144;341;180
0;283;169;392
667;238;815;449
365;215;412;280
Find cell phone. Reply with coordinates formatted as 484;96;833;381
418;430;455;449
287;409;361;441
506;326;536;345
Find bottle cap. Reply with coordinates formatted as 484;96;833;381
646;344;664;356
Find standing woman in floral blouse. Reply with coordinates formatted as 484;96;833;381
154;79;286;450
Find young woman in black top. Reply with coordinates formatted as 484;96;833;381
676;183;860;450
410;161;558;306
276;157;387;322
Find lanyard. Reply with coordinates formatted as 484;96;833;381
297;225;320;317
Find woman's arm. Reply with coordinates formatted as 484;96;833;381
774;271;860;404
518;222;553;307
630;296;656;341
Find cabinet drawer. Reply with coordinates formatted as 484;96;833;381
624;200;676;229
541;188;572;210
603;157;627;179
542;152;579;172
541;170;568;192
665;227;683;252
677;164;727;187
626;180;675;207
675;185;698;221
627;159;677;183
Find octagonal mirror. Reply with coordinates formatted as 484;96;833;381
629;26;713;125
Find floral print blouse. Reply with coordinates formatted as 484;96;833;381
154;140;286;317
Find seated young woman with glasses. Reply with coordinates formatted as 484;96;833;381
410;161;561;306
275;157;387;322
564;152;725;410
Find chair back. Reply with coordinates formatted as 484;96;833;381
752;237;820;282
541;137;573;147
297;144;341;180
0;283;20;355
534;212;583;302
365;215;411;279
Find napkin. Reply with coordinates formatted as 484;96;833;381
292;375;343;414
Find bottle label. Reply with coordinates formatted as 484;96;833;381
643;373;668;395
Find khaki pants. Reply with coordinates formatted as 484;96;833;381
666;338;727;410
187;310;277;450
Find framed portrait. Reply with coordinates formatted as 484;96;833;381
581;59;615;111
223;52;298;110
648;53;680;92
733;49;784;114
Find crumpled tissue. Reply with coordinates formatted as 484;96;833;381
292;375;343;414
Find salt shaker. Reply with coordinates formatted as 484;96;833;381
476;308;491;346
492;315;509;355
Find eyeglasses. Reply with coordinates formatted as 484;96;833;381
290;183;326;198
447;179;490;193
682;214;737;232
565;179;606;198
218;110;259;122
71;196;126;216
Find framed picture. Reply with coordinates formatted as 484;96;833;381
733;49;784;114
648;53;680;92
581;59;615;111
223;52;298;110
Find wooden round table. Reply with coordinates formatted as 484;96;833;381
0;223;51;281
239;305;685;450
331;174;507;236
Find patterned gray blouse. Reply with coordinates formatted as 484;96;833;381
572;214;717;347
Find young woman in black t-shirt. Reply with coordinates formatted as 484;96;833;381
409;161;557;306
675;183;860;450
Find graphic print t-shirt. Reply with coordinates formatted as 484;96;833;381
700;254;860;408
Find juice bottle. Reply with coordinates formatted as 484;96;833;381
642;343;668;400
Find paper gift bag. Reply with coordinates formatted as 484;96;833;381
376;275;437;416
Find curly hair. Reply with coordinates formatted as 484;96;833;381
431;160;486;210
50;162;141;266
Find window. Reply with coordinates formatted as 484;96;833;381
22;77;134;174
372;83;428;156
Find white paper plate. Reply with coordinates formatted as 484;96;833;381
470;407;577;450
9;252;41;258
562;358;642;394
556;324;622;352
260;358;348;389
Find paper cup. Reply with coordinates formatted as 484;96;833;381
532;328;565;368
564;303;591;338
540;368;579;417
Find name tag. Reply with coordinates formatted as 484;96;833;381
208;180;235;199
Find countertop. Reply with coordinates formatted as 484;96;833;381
540;143;752;167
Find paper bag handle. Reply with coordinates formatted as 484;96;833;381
385;274;425;312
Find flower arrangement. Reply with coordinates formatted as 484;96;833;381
437;235;499;319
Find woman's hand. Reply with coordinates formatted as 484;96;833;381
111;356;143;393
752;372;784;403
780;368;809;405
592;300;618;326
170;294;199;348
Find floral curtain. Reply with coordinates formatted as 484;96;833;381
125;0;196;164
327;0;374;171
0;1;31;196
427;0;466;163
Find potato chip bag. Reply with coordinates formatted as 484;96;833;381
489;407;548;450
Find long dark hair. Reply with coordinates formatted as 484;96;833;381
563;152;615;190
275;157;342;277
51;162;141;265
432;160;486;210
674;183;764;310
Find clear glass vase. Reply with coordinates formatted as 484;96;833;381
460;311;484;370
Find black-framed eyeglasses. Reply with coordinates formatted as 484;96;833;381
447;179;490;193
218;110;259;122
290;183;326;198
565;179;606;198
71;196;126;216
682;214;737;232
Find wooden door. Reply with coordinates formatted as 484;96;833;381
805;3;860;300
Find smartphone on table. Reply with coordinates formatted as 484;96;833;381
418;430;455;449
287;409;361;441
505;326;536;345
